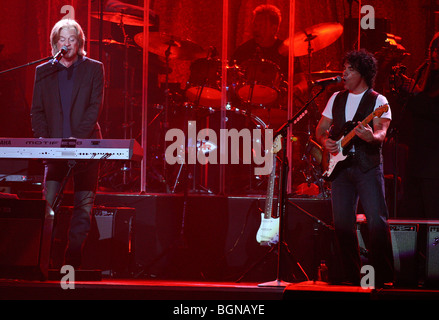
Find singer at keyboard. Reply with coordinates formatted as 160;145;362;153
30;18;105;269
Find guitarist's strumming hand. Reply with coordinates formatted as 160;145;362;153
323;137;340;155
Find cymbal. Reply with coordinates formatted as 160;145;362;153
89;39;137;49
310;69;343;79
134;32;206;60
91;12;152;27
279;22;343;57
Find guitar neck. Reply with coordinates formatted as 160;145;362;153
340;112;376;149
263;155;277;219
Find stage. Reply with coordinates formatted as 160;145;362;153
2;277;439;301
1;192;439;304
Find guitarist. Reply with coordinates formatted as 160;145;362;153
315;50;394;288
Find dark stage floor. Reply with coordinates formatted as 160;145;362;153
2;277;439;301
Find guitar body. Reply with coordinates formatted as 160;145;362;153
322;121;356;181
256;213;279;246
256;135;281;246
322;103;389;181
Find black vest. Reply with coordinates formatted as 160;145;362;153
332;89;382;172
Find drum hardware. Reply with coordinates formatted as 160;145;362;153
133;31;210;191
278;22;343;80
278;22;344;58
276;22;343;198
91;11;152;27
236;59;282;107
134;32;206;61
90;11;142;187
295;138;330;198
185;57;239;109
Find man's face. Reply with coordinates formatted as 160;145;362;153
57;27;79;62
343;62;365;92
252;14;278;47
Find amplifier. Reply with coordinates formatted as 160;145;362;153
390;223;418;285
55;206;135;276
0;199;53;280
426;225;439;284
357;221;418;285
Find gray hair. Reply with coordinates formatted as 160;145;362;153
50;19;86;56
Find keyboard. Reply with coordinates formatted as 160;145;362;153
0;138;143;161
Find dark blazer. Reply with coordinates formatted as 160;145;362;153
31;57;104;139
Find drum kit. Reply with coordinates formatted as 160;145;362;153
92;10;343;196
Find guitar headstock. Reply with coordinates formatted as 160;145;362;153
272;134;282;154
373;104;389;118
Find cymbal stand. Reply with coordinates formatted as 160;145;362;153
119;16;135;186
305;33;316;79
161;42;173;192
172;52;218;194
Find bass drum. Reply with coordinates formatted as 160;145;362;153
195;107;269;195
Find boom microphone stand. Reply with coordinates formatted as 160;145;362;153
0;55;54;75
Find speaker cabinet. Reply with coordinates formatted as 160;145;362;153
426;225;439;284
390;223;418;285
55;206;135;276
357;221;418;285
0;199;53;280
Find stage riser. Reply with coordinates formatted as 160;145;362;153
1;194;438;286
94;194;439;286
95;194;334;281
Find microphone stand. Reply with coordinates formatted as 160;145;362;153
258;85;328;287
0;56;53;75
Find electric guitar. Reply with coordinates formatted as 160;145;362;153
256;134;282;246
322;104;389;181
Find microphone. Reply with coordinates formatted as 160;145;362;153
312;75;342;86
52;46;68;65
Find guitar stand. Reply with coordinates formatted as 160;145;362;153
257;132;308;287
256;86;331;287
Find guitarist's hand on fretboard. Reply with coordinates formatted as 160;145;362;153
353;121;374;143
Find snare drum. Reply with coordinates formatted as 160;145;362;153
236;59;282;106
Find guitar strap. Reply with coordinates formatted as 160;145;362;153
351;88;379;124
331;88;378;136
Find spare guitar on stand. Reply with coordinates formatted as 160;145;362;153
255;135;281;246
257;81;339;287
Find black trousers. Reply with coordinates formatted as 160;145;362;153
44;160;100;268
331;162;394;285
